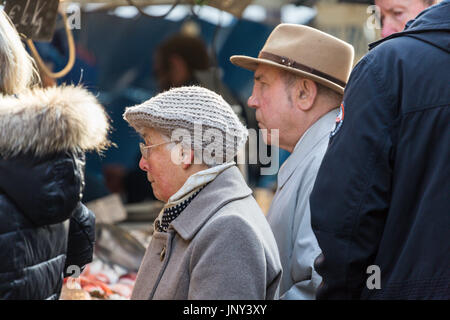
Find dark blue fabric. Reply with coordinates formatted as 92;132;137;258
310;0;450;299
0;152;95;300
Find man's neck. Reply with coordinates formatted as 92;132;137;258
284;105;339;152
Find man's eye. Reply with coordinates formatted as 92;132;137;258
393;10;403;17
255;81;265;89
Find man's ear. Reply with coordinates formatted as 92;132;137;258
181;148;194;170
295;78;318;112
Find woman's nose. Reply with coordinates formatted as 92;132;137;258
139;156;148;172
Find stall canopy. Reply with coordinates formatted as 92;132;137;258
66;0;257;18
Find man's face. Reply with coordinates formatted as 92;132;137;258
247;64;297;148
376;0;429;38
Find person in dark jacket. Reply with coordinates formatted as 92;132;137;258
310;0;450;299
0;86;111;300
0;12;110;299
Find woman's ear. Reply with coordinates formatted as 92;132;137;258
181;148;194;170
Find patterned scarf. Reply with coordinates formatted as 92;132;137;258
154;162;235;233
155;185;205;232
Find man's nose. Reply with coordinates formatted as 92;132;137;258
247;93;258;109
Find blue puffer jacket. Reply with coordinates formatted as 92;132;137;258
310;0;450;299
0;86;110;299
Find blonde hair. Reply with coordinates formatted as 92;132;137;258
0;11;39;95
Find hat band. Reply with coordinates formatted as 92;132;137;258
259;51;346;88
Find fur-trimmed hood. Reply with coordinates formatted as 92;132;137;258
0;85;110;158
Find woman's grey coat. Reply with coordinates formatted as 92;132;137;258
131;166;282;300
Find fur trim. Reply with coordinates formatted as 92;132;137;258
0;85;111;158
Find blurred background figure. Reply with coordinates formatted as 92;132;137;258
376;0;439;38
0;11;110;299
153;33;210;91
153;31;245;110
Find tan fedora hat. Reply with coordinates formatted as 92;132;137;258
230;24;354;94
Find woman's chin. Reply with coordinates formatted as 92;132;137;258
151;187;166;203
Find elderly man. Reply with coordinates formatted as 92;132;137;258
376;0;439;38
310;0;450;299
230;24;354;299
123;86;282;300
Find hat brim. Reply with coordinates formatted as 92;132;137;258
230;55;344;95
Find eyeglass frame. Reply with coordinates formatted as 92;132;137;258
139;141;175;159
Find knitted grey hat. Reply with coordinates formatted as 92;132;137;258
123;86;248;164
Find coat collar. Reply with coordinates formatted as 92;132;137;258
170;165;252;241
277;108;338;190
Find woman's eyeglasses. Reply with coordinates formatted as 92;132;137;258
139;141;174;159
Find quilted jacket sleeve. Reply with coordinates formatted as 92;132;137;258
64;203;96;277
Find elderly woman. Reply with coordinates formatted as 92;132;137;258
123;86;282;299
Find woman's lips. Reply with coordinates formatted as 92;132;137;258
256;115;265;129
